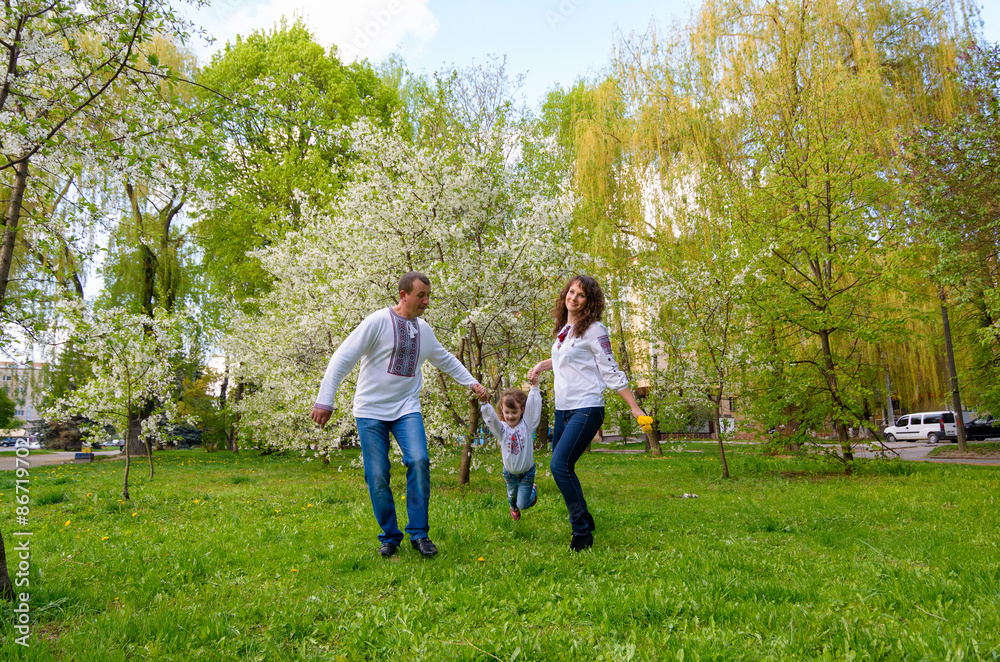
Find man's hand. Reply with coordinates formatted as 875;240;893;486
471;383;489;402
528;372;539;387
311;407;332;429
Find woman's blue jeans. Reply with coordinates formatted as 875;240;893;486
550;407;605;536
356;413;430;545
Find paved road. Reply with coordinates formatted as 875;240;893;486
3;442;997;470
0;449;123;471
848;439;1000;466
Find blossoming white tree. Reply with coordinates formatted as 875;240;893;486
0;0;200;326
47;305;188;499
641;231;760;478
226;118;587;483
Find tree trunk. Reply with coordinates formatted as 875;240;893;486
643;429;663;457
939;290;967;452
458;396;480;485
535;388;549;450
228;381;244;453
0;526;13;601
123;434;132;501
818;328;853;467
710;389;730;478
0;160;28;317
125;413;148;457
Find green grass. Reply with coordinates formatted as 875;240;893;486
2;446;999;661
929;441;1000;457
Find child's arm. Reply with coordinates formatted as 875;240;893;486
479;401;504;441
523;386;542;431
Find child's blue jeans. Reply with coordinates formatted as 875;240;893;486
503;464;537;511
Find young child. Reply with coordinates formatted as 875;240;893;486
480;379;541;520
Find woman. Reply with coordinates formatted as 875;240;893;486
528;275;648;551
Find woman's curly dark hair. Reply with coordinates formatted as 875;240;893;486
551;274;605;339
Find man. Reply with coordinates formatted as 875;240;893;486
311;272;488;558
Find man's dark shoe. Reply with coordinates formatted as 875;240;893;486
378;541;399;558
570;533;594;552
410;537;438;557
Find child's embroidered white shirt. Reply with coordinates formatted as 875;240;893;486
552;321;629;410
314;307;478;421
481;386;541;474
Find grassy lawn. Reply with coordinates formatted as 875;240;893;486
2;445;999;661
929;442;1000;458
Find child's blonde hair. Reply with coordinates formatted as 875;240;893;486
499;388;528;412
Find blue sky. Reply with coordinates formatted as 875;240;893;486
184;0;1000;108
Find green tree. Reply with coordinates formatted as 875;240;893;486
192;18;403;308
905;44;1000;419
613;0;976;468
0;387;18;430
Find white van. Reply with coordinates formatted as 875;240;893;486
882;411;974;443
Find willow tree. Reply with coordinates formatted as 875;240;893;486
541;79;666;448
905;44;1000;420
614;0;975;467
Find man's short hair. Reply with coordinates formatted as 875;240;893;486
398;272;431;295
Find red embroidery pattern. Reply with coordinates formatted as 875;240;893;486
556;325;572;349
597;334;614;358
508;429;523;455
387;311;419;377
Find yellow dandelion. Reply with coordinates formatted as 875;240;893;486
87;493;93;497
291;568;298;572
64;520;71;526
194;498;200;503
101;536;110;541
478;557;485;562
131;512;137;517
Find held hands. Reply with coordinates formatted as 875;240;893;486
526;360;548;383
471;383;490;402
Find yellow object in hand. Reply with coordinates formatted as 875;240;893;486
637;415;653;434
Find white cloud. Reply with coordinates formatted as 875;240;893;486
190;0;438;64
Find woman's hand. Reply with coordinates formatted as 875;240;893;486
635;413;653;434
526;359;552;383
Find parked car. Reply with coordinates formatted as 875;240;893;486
965;415;1000;440
882;410;974;444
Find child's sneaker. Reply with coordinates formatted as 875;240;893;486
510;507;521;520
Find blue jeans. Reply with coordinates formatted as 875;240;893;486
551;407;605;536
503;464;537;510
356;413;430;545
